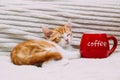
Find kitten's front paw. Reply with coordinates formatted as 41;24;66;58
66;50;81;59
75;51;81;58
42;59;69;67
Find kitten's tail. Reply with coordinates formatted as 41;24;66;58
11;51;62;65
29;51;62;65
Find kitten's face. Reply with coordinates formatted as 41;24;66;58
42;21;72;48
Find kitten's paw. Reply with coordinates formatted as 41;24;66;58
42;60;56;67
74;51;81;58
42;59;69;67
66;50;80;59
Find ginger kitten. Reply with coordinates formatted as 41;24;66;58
10;20;80;66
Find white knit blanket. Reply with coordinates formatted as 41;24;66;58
0;51;120;80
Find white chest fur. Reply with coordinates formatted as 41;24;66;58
51;41;80;59
44;40;80;59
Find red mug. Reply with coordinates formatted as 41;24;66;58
80;33;118;58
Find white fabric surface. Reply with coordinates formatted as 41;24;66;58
0;51;120;80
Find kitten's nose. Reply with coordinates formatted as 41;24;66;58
65;38;68;41
65;38;69;44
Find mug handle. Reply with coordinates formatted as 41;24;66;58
107;36;118;55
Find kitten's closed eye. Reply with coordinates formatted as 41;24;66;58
59;36;63;38
67;34;71;37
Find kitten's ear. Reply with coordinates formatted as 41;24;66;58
65;19;72;31
42;25;53;38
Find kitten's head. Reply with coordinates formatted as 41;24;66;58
42;20;72;48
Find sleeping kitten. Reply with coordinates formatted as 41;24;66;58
10;20;80;66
